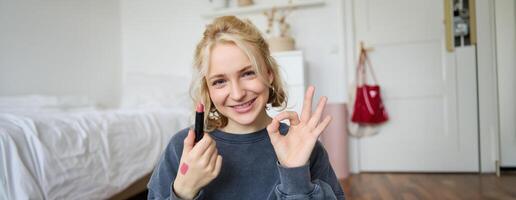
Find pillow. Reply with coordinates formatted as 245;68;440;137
0;95;98;113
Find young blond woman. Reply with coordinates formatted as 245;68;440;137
147;16;345;200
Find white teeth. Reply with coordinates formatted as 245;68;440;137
233;99;254;108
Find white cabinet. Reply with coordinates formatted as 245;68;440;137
268;51;306;117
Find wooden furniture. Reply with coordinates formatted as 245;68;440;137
109;173;151;200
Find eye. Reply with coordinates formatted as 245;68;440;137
242;70;256;78
211;79;226;87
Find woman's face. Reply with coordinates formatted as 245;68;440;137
206;43;272;129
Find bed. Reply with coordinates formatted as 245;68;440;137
0;95;191;200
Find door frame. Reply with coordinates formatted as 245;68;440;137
337;0;501;173
469;0;500;173
493;0;516;168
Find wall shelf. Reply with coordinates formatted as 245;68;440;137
202;0;325;18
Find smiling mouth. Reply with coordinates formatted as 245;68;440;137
230;98;256;108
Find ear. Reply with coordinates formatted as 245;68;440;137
267;69;274;85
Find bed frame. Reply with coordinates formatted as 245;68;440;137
109;173;152;200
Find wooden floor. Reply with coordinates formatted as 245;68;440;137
128;173;516;200
340;173;516;200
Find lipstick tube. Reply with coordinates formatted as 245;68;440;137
195;103;204;143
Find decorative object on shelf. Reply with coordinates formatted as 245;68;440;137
201;0;325;19
237;0;253;7
209;0;228;10
263;1;295;52
267;36;295;52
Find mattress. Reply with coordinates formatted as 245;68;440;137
0;107;190;200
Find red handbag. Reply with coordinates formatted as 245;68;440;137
351;47;389;124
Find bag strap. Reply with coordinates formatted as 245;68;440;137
356;46;379;86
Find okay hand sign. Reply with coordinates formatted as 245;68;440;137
266;86;332;168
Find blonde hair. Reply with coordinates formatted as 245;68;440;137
190;16;287;132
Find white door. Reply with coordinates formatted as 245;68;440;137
352;0;479;171
495;0;516;167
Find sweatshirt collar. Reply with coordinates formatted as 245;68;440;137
209;123;288;144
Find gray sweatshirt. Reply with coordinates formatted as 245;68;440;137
147;123;345;200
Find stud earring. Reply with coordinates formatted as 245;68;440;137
208;108;221;120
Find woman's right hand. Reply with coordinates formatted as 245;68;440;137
173;129;223;199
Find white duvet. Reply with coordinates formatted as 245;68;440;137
0;108;190;200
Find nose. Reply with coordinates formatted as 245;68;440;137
229;81;245;101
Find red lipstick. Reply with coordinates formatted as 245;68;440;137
194;103;204;143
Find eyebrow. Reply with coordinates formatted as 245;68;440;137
208;65;253;81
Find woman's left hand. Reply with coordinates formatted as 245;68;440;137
266;86;332;168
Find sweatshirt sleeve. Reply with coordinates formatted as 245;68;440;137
270;141;346;200
147;128;205;200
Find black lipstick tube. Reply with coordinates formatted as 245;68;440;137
194;108;204;143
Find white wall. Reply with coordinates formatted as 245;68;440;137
0;0;122;108
119;0;209;109
120;0;348;105
240;0;347;103
0;0;347;107
121;0;207;78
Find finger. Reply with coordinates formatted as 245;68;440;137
201;141;217;165
182;129;195;155
212;155;223;177
308;96;328;127
208;149;218;172
313;115;332;137
274;111;300;126
266;118;281;142
300;86;315;122
190;133;213;158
